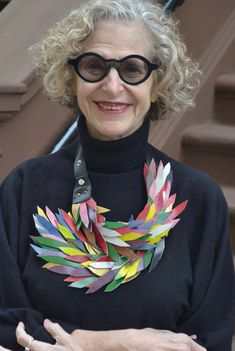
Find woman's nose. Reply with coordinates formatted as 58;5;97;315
101;68;124;96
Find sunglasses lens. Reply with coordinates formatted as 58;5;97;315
71;54;153;84
120;58;148;84
78;55;105;81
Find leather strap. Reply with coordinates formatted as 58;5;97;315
72;139;155;204
73;141;92;204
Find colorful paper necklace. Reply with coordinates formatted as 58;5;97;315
31;145;187;294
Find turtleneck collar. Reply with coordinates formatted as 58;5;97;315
78;115;150;173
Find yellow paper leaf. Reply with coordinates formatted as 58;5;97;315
59;247;86;256
146;203;156;220
37;206;47;219
57;224;75;240
43;263;59;269
121;232;144;241
87;266;109;276
97;206;110;214
84;242;100;255
123;271;139;283
81;260;93;268
125;259;140;280
147;230;170;244
72;203;80;220
118;264;129;278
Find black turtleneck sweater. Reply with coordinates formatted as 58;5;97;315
0;118;234;351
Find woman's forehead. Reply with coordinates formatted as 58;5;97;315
81;21;152;58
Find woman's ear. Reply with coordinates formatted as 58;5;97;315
150;79;158;103
151;90;158;103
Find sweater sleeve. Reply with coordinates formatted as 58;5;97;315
0;168;77;350
176;178;235;351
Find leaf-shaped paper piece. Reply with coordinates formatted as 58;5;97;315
33;214;61;238
105;236;130;247
59;247;86;256
92;224;108;254
57;224;75;240
88;269;120;294
70;277;97;288
105;278;125;292
42;255;81;267
45;264;91;277
149;238;165;271
120;232;146;242
45;206;59;227
149;222;174;238
80;203;89;228
31;236;68;249
31;159;188;293
105;221;125;229
165;200;188;222
31;245;63;257
71;203;80;223
96;206;110;214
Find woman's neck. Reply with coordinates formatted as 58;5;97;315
78;115;150;173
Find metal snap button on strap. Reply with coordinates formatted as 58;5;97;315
73;142;91;203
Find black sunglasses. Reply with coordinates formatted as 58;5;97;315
68;52;159;85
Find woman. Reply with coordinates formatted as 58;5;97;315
0;0;234;350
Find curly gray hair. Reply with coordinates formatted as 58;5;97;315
30;0;200;119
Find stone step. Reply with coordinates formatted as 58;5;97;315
214;96;235;125
183;123;235;153
182;123;235;186
214;74;235;124
0;83;27;120
215;74;235;97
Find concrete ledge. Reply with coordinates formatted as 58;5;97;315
216;74;235;97
182;123;235;155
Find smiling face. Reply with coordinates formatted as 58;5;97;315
75;21;157;141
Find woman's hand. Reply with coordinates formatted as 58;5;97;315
0;321;207;351
129;328;207;351
73;327;207;351
14;320;84;351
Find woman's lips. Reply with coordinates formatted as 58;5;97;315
95;101;130;113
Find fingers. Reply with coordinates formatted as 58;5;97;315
15;320;69;348
16;322;62;351
136;329;207;351
16;322;34;349
44;320;85;351
191;339;207;351
168;332;207;351
43;319;71;345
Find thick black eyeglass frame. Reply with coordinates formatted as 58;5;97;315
68;52;159;85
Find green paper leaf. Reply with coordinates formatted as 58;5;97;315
32;236;70;249
105;277;124;292
157;212;171;224
76;217;82;230
143;251;153;268
105;221;124;229
70;277;97;288
41;255;81;267
137;233;151;241
107;243;121;264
